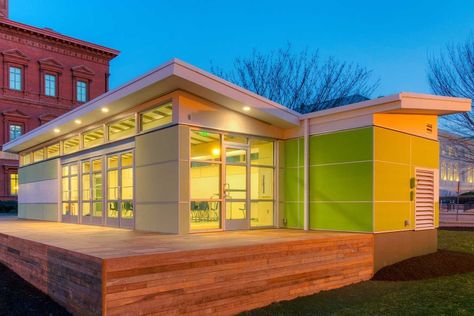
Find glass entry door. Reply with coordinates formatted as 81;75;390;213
224;145;249;230
106;151;134;228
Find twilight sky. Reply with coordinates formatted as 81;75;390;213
10;0;474;97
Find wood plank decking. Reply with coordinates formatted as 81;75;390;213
0;218;374;315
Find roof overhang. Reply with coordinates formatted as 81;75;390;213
3;59;301;153
302;92;472;119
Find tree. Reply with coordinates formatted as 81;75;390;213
428;35;474;163
211;44;379;113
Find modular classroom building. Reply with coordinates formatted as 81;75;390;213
4;59;471;270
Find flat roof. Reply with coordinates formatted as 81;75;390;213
302;92;472;119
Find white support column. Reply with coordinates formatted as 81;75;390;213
303;118;309;231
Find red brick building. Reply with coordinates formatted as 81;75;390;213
0;0;119;203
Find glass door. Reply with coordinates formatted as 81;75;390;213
224;145;250;230
106;151;134;228
81;158;104;226
61;163;79;223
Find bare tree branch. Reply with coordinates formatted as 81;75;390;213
428;35;474;163
211;44;379;114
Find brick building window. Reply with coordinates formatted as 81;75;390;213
10;173;18;196
9;66;22;90
9;124;22;141
44;74;57;97
76;80;87;102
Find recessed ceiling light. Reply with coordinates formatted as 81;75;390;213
53;128;60;133
243;106;251;112
101;107;109;113
74;119;82;124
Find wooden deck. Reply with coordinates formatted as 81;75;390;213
0;217;374;315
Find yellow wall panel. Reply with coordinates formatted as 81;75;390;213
373;113;438;140
373;127;439;233
374;127;410;164
411;136;439;169
374;162;411;202
375;202;412;231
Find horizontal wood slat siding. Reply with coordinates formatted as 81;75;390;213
0;233;103;316
104;234;374;315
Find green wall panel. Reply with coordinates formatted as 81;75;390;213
284;202;304;228
310;202;373;232
19;159;59;184
284;138;304;168
284;167;304;202
309;162;373;202
310;128;373;165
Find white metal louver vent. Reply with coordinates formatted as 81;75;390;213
415;169;435;230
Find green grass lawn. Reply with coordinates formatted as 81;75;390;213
244;230;474;316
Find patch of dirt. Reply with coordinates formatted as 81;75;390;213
0;263;71;316
373;249;474;281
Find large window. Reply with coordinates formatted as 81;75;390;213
33;149;44;163
44;74;57;97
140;103;173;131
10;174;18;196
62;163;79;217
47;143;60;158
9;66;22;90
190;130;222;231
63;136;80;155
83;127;104;149
76;80;87;102
9;124;22;141
108;116;136;141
